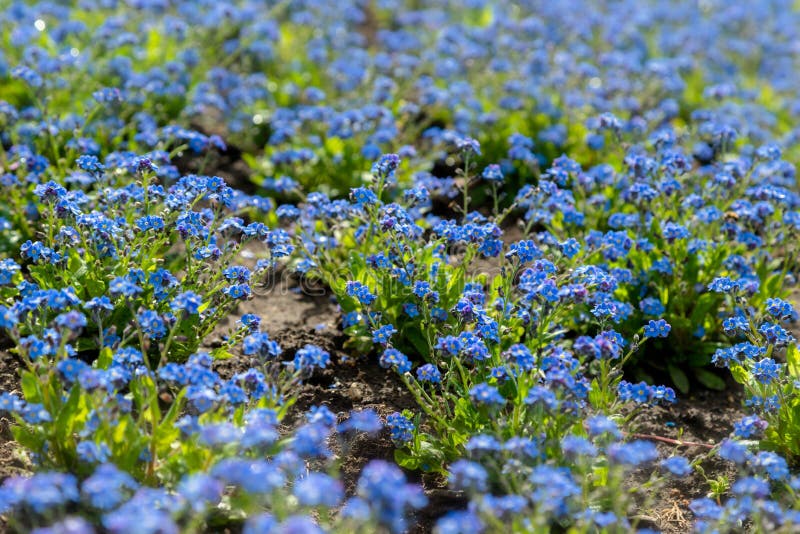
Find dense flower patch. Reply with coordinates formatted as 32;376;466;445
2;0;800;532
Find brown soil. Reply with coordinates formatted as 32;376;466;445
0;351;26;482
628;376;745;533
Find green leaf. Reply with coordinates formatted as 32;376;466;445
729;363;749;385
405;327;430;357
686;351;711;367
689;293;718;324
277;396;297;420
394;448;422;471
588;378;603;408
765;272;784;297
55;385;81;444
83;278;106;297
67;252;83;274
12;423;44;452
21;371;41;403
97;346;113;370
417;440;447;468
787;344;800;379
667;364;690;394
211;347;234;359
693;368;726;391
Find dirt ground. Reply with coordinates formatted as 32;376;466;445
629;376;744;532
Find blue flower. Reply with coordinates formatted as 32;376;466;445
751;358;782;384
356;461;426;533
239;313;261;332
561;435;597;458
379;348;411;374
372;324;397;344
718;439;751;464
386;413;414;446
306;405;336;426
456;137;481;155
415;364;441;383
436;511;485;534
753;451;789;481
650;258;673;275
465;434;502;457
731;477;770;498
505;344;535;371
734;414;768;438
722;314;750;336
244;514;276;534
0;259;20;286
0;392;23;413
137;310;166;339
660;456;692;477
608;440;658;466
469;383;505;408
403;302;419;317
765;298;795;320
639;297;665;316
223;266;252;283
20;336;54;360
76;441;110;464
689;498;723;521
758;322;794;346
528;465;580;518
83;464;138;510
1;472;79;514
436;335;463;356
55;310;87;332
294;473;343;507
0;306;19;330
108;276;142;298
506;240;542;264
76;155;105;174
346;281;376;306
211;459;285;493
413;281;440;303
372;154;401;178
242;332;281;360
177;474;223;512
85;296;114;314
448;460;488;492
661;221;690;242
186;386;219;413
33;181;67;202
292;344;330;374
525;386;558;410
224;283;252;299
643;318;671;338
586;415;622;439
135;216;164;232
350;187;379;206
338;409;383;434
481;164;504;183
559;238;581;259
171;291;202;315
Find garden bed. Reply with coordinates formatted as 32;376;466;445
3;1;800;533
